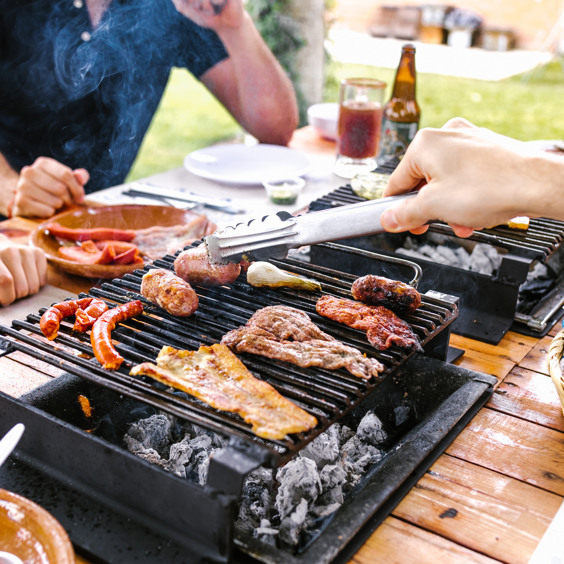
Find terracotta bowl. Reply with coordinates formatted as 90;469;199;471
0;489;75;563
30;204;199;279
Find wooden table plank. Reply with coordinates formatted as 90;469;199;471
446;408;564;496
518;335;552;374
488;366;564;432
392;455;562;564
350;515;501;564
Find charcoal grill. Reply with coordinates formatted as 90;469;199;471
309;185;564;344
0;243;496;563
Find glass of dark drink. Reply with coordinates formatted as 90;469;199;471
335;78;386;179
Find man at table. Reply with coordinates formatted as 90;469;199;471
0;0;299;219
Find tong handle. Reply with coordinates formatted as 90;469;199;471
294;192;418;246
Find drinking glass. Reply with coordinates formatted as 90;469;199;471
334;78;386;179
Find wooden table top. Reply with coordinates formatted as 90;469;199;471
0;127;562;564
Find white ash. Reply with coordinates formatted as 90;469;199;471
123;414;228;485
396;238;502;275
123;410;389;550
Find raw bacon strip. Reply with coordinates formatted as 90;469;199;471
351;275;421;314
316;295;421;351
40;297;107;340
221;305;383;380
130;344;317;440
45;222;136;242
91;300;143;370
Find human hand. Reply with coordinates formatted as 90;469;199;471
12;157;88;219
0;235;47;306
170;0;244;30
380;118;534;238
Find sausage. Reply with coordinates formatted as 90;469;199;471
173;245;241;287
90;300;143;370
141;268;199;317
351;275;421;315
73;299;109;332
45;222;136;242
40;297;106;340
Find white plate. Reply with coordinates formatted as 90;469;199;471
183;144;311;185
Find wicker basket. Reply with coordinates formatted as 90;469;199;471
547;329;564;415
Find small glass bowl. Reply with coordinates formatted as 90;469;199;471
262;177;305;205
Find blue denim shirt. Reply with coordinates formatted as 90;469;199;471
0;0;228;192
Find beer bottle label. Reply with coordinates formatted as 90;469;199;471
378;119;419;160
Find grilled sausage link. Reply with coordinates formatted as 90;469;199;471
141;268;199;317
73;299;109;332
90;300;143;370
173;245;241;287
351;275;421;315
40;297;106;340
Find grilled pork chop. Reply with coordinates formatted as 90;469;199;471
221;305;383;379
130;344;317;440
316;295;421;351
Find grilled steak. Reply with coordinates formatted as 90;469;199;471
316;295;421;351
351;275;421;314
221;305;383;379
130;344;317;440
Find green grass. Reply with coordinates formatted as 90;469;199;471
126;58;564;182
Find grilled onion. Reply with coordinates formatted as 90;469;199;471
246;262;321;291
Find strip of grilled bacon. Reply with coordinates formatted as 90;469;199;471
221;305;383;379
130;344;317;440
316;295;421;351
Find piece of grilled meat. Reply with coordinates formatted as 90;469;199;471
221;305;383;380
316;295;421;351
141;268;199;317
130;344;317;440
351;275;421;315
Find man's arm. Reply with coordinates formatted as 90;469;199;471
172;0;299;146
381;118;564;237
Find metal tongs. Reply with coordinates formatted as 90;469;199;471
205;192;417;264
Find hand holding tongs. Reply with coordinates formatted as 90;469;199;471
205;192;418;264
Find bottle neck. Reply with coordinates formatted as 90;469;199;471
391;51;416;100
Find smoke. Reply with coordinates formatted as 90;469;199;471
1;1;226;192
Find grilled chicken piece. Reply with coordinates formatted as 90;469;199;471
130;344;317;440
316;295;421;351
141;268;199;317
174;245;241;287
221;305;383;379
351;275;421;314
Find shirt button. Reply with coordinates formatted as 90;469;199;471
81;31;91;42
73;0;83;7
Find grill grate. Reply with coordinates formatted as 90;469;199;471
0;243;457;468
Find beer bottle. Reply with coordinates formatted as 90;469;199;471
378;44;420;163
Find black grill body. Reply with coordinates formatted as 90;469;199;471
309;186;564;344
0;243;496;563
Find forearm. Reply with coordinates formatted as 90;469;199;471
0;152;19;217
518;151;564;220
212;12;299;145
